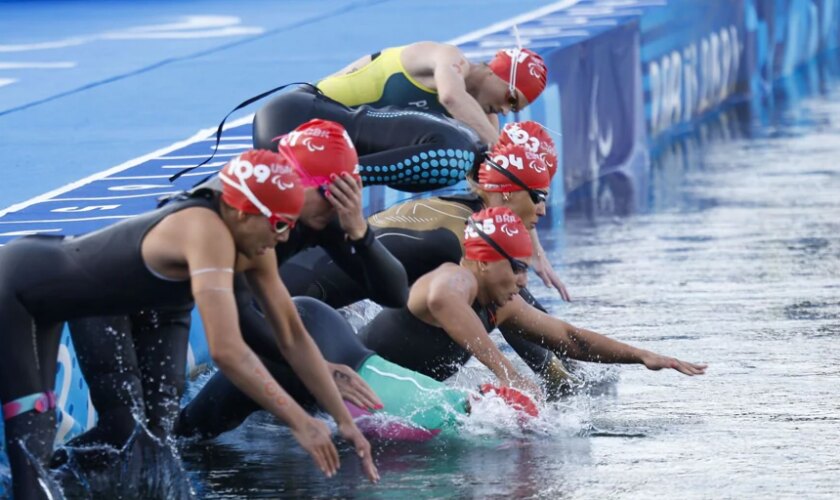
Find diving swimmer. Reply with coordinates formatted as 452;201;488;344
0;146;378;498
251;43;548;191
56;119;403;492
360;207;707;388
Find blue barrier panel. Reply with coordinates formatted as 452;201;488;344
546;21;648;217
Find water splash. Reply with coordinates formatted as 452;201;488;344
54;425;195;499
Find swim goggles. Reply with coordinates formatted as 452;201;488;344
483;155;548;205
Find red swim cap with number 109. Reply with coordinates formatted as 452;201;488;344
219;149;305;219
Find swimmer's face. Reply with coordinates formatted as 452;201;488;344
298;187;335;231
499;190;548;230
480;258;530;307
474;69;529;115
233;212;296;258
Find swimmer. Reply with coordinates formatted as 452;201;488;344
178;223;552;442
360;207;707;391
0;147;380;498
250;43;548;191
318;42;547;144
177;296;469;441
58;120;402;489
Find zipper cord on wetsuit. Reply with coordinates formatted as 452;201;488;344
168;82;323;183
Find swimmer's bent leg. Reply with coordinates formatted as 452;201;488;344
65;316;144;449
177;297;373;437
0;301;63;500
132;305;192;439
357;355;467;433
252;88;485;193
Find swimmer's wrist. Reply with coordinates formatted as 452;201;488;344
287;410;318;432
347;224;372;246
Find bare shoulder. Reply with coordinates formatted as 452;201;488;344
402;42;464;74
173;206;229;237
428;263;477;295
409;263;475;320
167;206;235;256
404;41;448;53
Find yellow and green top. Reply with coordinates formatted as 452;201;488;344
317;46;450;115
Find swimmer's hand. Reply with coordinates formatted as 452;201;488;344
327;172;368;241
291;416;341;478
338;421;381;483
641;352;707;376
329;362;384;411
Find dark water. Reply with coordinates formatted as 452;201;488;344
178;66;840;498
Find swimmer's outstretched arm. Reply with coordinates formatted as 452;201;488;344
421;266;541;396
246;252;380;483
497;295;707;376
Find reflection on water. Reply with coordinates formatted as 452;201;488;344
185;60;839;498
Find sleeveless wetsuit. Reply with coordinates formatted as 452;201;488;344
61;183;409;463
176;297;467;438
317;47;449;115
359;301;497;381
279;192;562;380
0;192;213;500
252;88;484;193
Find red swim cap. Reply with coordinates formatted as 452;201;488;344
464;207;532;262
479;384;539;418
499;121;558;180
478;143;550;192
275;119;361;187
219;149;304;219
488;48;547;104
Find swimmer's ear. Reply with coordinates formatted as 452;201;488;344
478;261;489;273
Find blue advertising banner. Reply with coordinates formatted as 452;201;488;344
641;0;749;141
546;21;648;216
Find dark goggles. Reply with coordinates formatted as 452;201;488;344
466;218;529;274
484;156;547;205
506;88;521;113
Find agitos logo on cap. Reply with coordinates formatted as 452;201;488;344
464;207;533;266
274;119;361;188
498;121;558;181
488;48;548;105
219;149;305;224
478;143;550;193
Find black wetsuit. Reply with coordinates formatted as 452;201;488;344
62;191;408;456
0;192;213;500
176;297;373;438
252;87;485;192
360;301;497;381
